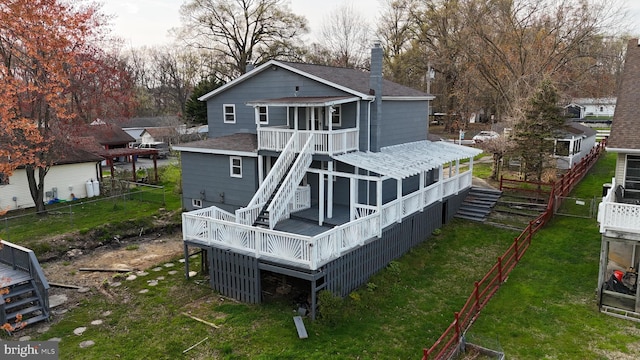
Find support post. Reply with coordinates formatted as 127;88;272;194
328;161;333;219
350;177;356;221
319;173;325;226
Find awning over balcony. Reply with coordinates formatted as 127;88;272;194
333;140;482;179
246;96;359;107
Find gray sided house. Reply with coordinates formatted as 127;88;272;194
597;39;640;322
176;43;481;317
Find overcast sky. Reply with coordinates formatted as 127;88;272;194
102;0;640;48
101;0;382;47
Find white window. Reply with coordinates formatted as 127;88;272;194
331;105;342;126
223;104;236;123
230;156;242;178
192;198;202;208
258;106;268;124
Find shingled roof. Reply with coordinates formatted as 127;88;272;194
80;123;135;146
199;59;430;102
609;39;640;150
280;61;428;97
173;133;257;155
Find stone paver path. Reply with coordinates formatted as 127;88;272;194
42;257;190;352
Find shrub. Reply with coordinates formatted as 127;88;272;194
317;290;343;326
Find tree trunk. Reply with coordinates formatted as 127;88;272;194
26;165;49;215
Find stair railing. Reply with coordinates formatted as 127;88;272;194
0;240;50;321
267;135;314;229
236;133;300;225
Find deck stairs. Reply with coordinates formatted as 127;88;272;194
0;241;50;333
455;186;502;222
253;154;299;227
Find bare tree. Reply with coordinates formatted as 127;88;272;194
177;0;308;78
462;0;625;120
477;136;516;180
377;0;418;82
317;2;372;69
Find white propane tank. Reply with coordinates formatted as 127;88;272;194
86;180;94;198
92;179;100;196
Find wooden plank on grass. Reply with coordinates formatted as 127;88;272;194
293;316;308;339
78;268;132;273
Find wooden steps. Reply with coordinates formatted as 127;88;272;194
1;279;49;332
455;187;502;222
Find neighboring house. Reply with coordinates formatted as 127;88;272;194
0;147;103;211
553;122;597;170
120;116;181;145
176;43;481;317
140;126;180;145
597;39;640;322
565;97;616;119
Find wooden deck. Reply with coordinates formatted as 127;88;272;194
0;263;31;287
274;204;351;236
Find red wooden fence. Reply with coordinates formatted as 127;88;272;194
422;140;606;360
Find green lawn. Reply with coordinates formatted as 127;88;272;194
0;164;183;253
468;151;640;358
8;151;639;359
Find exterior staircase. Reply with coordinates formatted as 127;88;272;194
455;186;502;222
0;241;50;333
253;155;299;227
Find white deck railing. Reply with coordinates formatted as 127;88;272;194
258;127;359;155
289;185;311;213
183;169;473;270
236;133;299;225
598;177;640;234
267;135;314;229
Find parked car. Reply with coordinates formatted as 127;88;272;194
137;142;170;159
472;131;500;143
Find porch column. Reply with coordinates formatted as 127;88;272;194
294;107;299;130
350;177;356;221
258;155;264;187
328;106;333;155
419;170;425;212
449;161;452;178
396;177;402;223
319;172;325;226
377;178;383;237
596;237;609;302
456;159;460;176
254;106;260;126
328;161;333;219
286;106;290;128
636;244;640;313
439;165;444;199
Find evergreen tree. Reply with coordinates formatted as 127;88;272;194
185;77;223;124
514;80;565;183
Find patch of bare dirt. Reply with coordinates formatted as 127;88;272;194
43;233;184;289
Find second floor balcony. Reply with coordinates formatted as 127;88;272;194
248;96;361;156
598;177;640;236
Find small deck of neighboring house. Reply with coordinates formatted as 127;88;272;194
0;241;50;330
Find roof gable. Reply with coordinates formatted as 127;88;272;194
198;60;428;102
